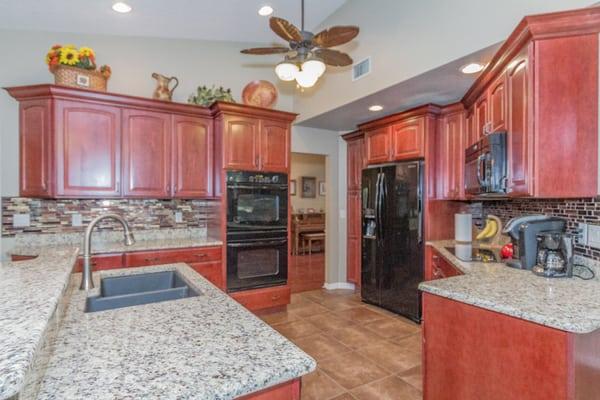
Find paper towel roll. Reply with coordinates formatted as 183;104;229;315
455;213;473;243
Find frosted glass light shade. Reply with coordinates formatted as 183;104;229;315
302;59;326;78
275;61;299;81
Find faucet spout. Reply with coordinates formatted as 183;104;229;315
80;214;135;290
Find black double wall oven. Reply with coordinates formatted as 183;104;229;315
226;171;288;292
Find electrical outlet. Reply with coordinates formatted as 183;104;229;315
587;224;600;249
71;213;83;227
13;213;30;227
577;223;588;246
175;211;183;223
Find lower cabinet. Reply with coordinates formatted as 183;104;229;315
237;379;301;400
424;246;463;281
229;285;291;312
188;261;224;290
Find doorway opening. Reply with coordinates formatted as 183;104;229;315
289;152;327;293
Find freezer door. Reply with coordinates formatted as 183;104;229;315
361;167;381;306
379;162;424;321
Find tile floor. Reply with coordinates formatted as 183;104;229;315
289;253;326;293
258;289;423;400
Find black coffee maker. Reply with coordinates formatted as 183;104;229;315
502;215;567;270
532;232;574;278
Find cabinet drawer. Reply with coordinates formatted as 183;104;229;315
230;285;291;311
431;251;462;280
189;261;224;290
74;253;124;273
124;246;221;267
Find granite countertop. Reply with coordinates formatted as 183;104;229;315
35;264;316;400
419;240;600;334
0;247;79;400
11;236;223;257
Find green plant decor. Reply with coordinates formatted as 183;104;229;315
188;85;235;107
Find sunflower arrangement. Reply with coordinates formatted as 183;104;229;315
45;44;111;78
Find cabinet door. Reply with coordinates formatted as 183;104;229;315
489;74;507;132
347;190;361;285
437;112;464;199
55;101;121;197
260;119;289;172
189;261;224;290
464;108;475;148
223;116;260;171
347;137;364;191
172;115;213;198
365;127;391;164
507;55;532;196
19;100;53;197
122;109;171;197
391;118;424;160
474;95;488;141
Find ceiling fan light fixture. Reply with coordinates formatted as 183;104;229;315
275;61;299;81
302;58;326;78
295;69;319;88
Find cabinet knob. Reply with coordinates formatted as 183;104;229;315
165;184;170;192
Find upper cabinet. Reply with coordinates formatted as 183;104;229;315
436;106;465;200
365;127;391;164
212;102;296;174
391;118;425;160
488;74;507;133
347;134;365;191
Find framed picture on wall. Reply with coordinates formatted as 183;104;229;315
301;176;316;198
319;181;326;196
290;180;297;196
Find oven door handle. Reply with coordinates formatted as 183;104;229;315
227;240;288;248
227;184;288;190
476;154;486;188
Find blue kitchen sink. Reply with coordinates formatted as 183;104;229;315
85;270;199;313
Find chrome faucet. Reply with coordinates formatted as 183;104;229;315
80;214;135;290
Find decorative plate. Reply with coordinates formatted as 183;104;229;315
242;80;278;108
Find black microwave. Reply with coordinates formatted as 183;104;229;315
464;131;507;196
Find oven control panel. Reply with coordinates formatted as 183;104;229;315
227;171;287;185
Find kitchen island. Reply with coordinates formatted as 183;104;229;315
0;242;315;400
418;241;600;400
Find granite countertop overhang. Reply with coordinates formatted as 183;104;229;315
419;240;600;334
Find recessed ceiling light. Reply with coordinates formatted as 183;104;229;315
258;5;274;16
112;2;132;13
461;63;485;74
369;105;383;112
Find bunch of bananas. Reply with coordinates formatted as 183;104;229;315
476;218;499;240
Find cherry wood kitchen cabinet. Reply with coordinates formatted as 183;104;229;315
391;117;425;160
424;246;463;281
473;94;488;141
436;104;465;200
364;126;391;164
122;109;172;198
343;131;365;286
488;73;507;132
422;292;600;400
172;115;214;198
6;84;217;199
211;102;296;174
238;379;301;400
230;284;291;311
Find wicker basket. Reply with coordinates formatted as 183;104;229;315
52;65;108;91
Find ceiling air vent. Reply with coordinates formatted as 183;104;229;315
352;57;371;81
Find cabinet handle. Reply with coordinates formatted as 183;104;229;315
165;184;170;193
433;267;444;279
144;257;161;262
194;254;208;259
173;185;177;193
271;294;281;300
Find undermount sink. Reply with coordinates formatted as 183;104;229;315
85;270;199;313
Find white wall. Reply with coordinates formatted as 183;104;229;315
293;0;594;123
291;126;347;285
0;29;295;198
290;153;326;212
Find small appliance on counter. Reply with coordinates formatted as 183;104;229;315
532;232;574;278
502;215;567;270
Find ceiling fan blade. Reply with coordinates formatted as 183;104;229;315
269;17;302;42
313;26;359;48
314;49;353;67
240;47;291;55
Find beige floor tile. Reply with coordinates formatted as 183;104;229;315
301;369;346;400
302;289;357;303
325;324;388;350
390;333;422;354
319;296;363;312
336;307;388;324
292;302;331;318
258;309;302;325
318;352;390;390
305;312;354;333
397;365;422;391
330;393;357;400
363;317;420;338
357;341;421;373
272;319;321;340
294;333;352;361
351;375;422;400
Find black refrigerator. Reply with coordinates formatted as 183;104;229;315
361;161;424;322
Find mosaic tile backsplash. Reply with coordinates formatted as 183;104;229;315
482;197;600;260
1;198;220;237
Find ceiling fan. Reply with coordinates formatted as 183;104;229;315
241;0;359;88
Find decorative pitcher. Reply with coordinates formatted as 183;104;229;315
152;73;179;101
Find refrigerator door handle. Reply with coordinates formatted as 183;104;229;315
380;172;387;241
375;172;381;241
417;163;423;244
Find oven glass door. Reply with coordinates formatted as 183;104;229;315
227;185;288;231
227;238;288;291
